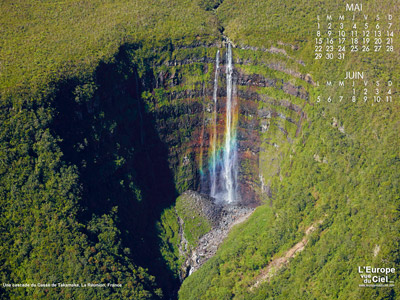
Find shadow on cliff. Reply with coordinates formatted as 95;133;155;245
51;43;179;298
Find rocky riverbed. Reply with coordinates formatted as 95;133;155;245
179;191;254;279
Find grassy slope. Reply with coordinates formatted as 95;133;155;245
179;0;400;299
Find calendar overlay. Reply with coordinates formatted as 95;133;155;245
314;3;397;104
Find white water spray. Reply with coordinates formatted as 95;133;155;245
210;50;219;196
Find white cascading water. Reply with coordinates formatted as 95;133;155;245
207;42;238;203
210;50;220;197
221;42;237;203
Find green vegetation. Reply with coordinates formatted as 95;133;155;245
157;207;182;279
0;112;162;298
0;0;220;95
175;194;212;248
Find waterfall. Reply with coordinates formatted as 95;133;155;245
221;42;237;203
207;43;238;203
210;50;220;196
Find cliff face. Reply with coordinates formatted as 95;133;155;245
145;43;310;207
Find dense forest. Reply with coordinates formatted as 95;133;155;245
1;0;399;299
